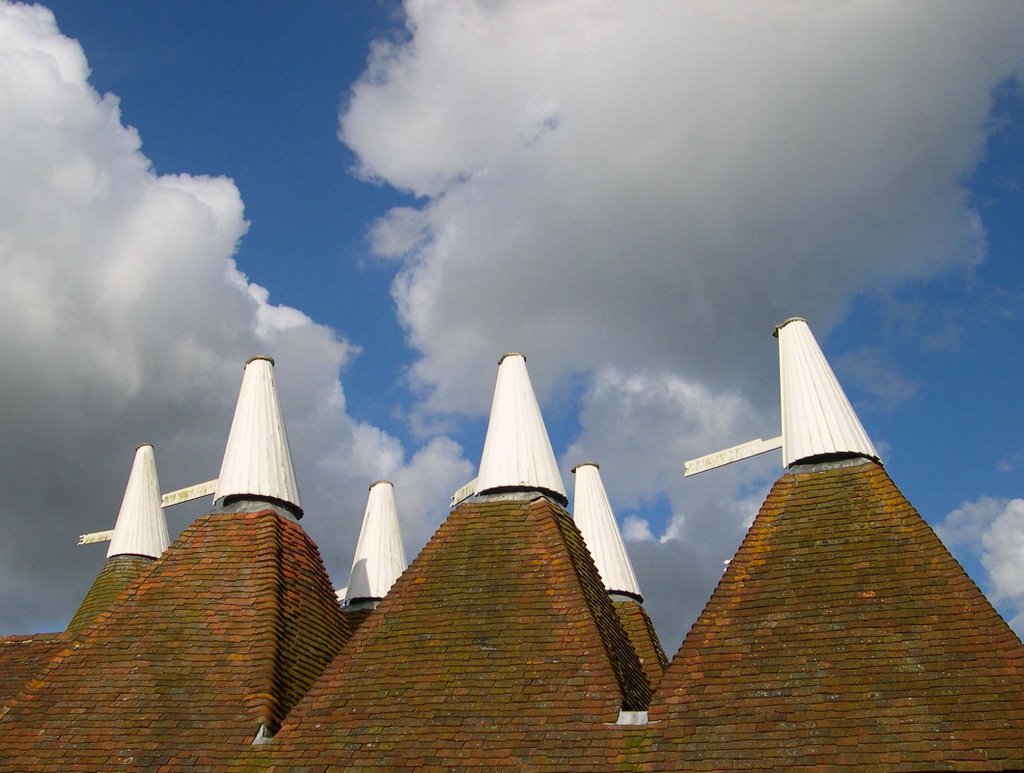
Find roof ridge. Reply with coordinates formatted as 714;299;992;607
545;498;652;710
248;512;352;737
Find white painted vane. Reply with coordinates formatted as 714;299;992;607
684;436;782;477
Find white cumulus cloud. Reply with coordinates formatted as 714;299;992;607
937;496;1024;635
0;2;468;633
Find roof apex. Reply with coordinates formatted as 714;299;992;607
572;462;642;600
344;479;407;603
476;352;566;504
775;317;879;467
107;444;169;559
214;356;302;516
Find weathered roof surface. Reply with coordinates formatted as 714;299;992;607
776;317;880;467
477;353;567;503
65;554;154;634
0;634;71;714
572;461;643;599
215;356;302;515
106;443;169;559
0;509;349;770
340;606;374;634
614;598;667;690
343;479;407;603
648;459;1024;770
261;494;651;770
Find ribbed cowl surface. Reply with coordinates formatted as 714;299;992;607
776;318;879;467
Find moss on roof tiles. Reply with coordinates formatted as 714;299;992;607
66;554;155;634
262;495;651;770
647;460;1024;769
0;509;350;770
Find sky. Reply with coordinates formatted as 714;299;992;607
0;0;1022;655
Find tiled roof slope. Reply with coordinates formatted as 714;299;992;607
615;599;668;690
0;634;72;714
65;554;155;634
259;494;652;770
647;459;1024;770
340;606;374;633
0;509;350;770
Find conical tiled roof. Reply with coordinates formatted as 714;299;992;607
65;555;155;634
261;494;651;770
66;444;169;634
476;353;567;504
647;459;1024;768
215;356;302;516
106;444;169;559
343;480;407;605
0;509;350;768
614;599;667;690
776;317;879;467
572;462;642;600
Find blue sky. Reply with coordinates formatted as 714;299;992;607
1;1;1022;652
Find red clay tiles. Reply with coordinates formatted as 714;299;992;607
65;554;155;634
4;461;1024;770
615;599;668;690
0;634;72;715
646;459;1024;770
0;509;349;770
257;494;651;770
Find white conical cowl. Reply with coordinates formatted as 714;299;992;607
775;318;880;468
344;480;407;603
476;353;567;504
571;462;642;600
107;444;169;559
214;356;302;516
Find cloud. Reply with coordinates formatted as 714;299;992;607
342;0;1024;418
0;2;468;633
562;367;776;651
339;0;1024;651
936;496;1024;635
834;348;919;412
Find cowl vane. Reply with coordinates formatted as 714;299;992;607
107;443;169;559
214;355;302;517
775;317;880;468
344;480;408;606
476;353;566;504
572;462;642;601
